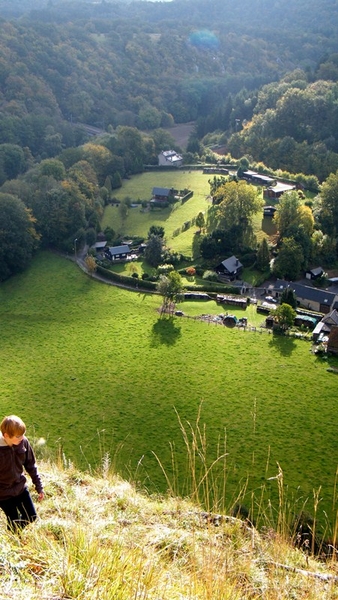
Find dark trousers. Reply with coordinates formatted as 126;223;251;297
0;488;37;531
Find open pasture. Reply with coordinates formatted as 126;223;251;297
0;252;337;529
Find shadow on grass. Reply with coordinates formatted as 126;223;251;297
150;316;182;347
192;231;202;260
261;217;277;236
268;332;297;356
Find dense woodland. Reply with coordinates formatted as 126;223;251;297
1;0;338;281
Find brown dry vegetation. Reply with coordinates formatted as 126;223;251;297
1;460;338;600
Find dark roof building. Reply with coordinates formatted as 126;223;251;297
216;255;243;280
269;280;338;314
107;244;131;260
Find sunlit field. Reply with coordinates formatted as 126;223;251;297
102;170;213;257
1;252;337;531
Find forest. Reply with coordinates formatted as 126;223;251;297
1;0;338;280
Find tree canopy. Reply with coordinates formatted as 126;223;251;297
0;193;38;281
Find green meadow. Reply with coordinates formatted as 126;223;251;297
101;170;276;257
102;171;213;256
1;252;337;530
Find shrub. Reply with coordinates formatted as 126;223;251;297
157;264;175;274
142;272;149;280
240;252;257;267
132;272;139;278
203;270;219;281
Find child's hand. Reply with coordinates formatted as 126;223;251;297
38;492;44;501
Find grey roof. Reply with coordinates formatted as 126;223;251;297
321;309;338;325
306;267;323;277
152;187;171;196
273;279;337;305
243;170;275;184
220;255;243;273
93;241;107;249
267;182;296;193
108;245;130;255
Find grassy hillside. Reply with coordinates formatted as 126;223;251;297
102;170;212;256
0;252;337;534
1;460;338;599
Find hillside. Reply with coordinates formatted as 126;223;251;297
0;0;337;162
2;459;337;599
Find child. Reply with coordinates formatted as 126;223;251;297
0;415;44;531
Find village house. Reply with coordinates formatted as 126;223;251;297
216;255;243;281
312;309;338;342
268;280;338;314
106;244;131;261
151;187;174;206
158;150;183;168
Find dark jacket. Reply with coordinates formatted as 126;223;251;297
0;436;43;501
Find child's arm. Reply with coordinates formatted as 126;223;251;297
24;439;44;497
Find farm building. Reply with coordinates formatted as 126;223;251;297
264;182;296;199
242;170;275;186
158;150;183;168
268;280;338;314
216;255;243;280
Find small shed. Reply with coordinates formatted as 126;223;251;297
294;314;317;329
263;205;277;217
93;241;107;252
305;267;324;280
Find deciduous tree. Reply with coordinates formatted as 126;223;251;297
273;303;296;332
0;193;38;281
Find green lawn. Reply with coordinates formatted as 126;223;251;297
102;171;212;257
1;252;337;531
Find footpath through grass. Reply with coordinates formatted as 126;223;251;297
0;252;337;531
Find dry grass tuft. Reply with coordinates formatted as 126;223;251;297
0;461;337;599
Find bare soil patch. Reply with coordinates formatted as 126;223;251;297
164;122;195;150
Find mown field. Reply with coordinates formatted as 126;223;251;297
1;252;337;531
102;170;218;257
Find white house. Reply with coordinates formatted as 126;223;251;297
158;150;183;168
